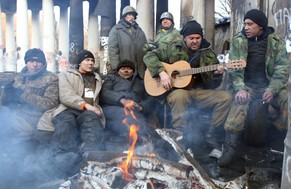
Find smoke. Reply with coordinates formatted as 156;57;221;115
0;107;70;188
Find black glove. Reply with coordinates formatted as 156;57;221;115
1;82;24;105
14;87;24;99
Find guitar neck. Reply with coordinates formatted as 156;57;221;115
179;64;224;76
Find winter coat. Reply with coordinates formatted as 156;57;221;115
228;27;289;95
38;68;105;131
1;63;58;134
100;73;154;114
143;38;221;89
108;18;147;78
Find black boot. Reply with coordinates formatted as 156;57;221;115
218;131;240;167
206;126;220;150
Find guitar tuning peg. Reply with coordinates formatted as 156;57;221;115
217;54;225;63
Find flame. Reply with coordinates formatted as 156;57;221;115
118;124;138;180
118;100;139;180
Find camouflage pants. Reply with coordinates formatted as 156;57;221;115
224;87;287;132
166;88;233;130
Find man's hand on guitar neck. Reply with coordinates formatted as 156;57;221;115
214;65;226;75
159;71;172;91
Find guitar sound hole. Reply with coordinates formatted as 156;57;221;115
171;71;180;79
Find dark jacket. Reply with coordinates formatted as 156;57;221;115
100;73;153;114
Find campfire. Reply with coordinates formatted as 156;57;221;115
58;102;250;189
58;127;249;189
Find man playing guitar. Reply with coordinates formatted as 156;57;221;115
143;20;233;152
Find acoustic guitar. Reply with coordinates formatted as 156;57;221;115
144;60;246;96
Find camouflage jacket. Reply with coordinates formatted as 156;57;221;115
155;28;181;49
228;28;289;95
2;65;59;113
143;38;220;88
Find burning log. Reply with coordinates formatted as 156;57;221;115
155;128;249;189
59;142;249;189
79;154;207;188
156;128;217;188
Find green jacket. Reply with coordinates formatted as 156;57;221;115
228;28;289;95
155;28;181;49
143;38;220;88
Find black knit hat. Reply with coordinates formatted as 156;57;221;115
117;59;135;72
24;48;46;64
244;9;268;30
180;20;203;37
77;50;95;65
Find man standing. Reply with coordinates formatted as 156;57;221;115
144;20;232;149
108;6;147;78
219;9;289;166
155;12;181;49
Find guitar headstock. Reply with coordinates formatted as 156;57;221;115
225;60;246;70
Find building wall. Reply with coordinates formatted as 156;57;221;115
214;22;230;55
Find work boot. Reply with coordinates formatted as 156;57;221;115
206;126;221;150
218;131;240;167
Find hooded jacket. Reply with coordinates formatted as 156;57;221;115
144;38;221;89
228;27;289;95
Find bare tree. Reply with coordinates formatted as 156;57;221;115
215;0;231;19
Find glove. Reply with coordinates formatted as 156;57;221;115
2;84;24;105
14;87;24;99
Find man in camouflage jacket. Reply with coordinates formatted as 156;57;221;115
0;48;58;143
155;12;181;50
219;9;289;167
144;20;232;149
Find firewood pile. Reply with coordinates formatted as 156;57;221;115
58;129;249;189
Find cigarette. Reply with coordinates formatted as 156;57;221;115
270;149;284;155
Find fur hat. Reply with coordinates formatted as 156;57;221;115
24;48;46;64
180;20;203;37
77;50;95;65
116;59;135;72
244;9;268;30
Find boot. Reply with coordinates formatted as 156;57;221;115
218;131;240;167
206;126;221;150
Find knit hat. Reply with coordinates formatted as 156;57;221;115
24;48;46;64
77;50;95;65
244;9;268;30
116;59;135;72
180;20;203;37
